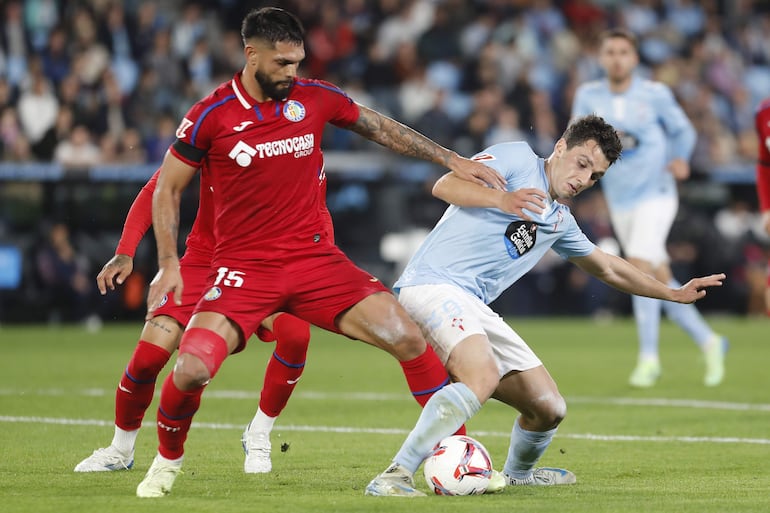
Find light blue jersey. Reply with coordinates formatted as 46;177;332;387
571;76;696;212
394;142;595;304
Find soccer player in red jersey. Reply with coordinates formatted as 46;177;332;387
756;97;770;315
74;167;320;474
136;7;508;498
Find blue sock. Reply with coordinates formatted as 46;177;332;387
662;279;714;348
632;295;661;360
394;383;481;474
503;417;557;478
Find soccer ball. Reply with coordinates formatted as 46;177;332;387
423;435;494;495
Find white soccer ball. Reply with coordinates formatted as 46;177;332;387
423;435;494;495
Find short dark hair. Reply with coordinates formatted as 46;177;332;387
563;114;622;166
241;7;305;47
598;27;639;53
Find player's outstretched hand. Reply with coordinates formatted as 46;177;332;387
146;265;183;320
96;254;133;295
673;273;726;304
499;188;547;220
451;154;508;191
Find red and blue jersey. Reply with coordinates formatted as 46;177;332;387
170;72;357;260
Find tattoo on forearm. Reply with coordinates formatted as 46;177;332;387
351;107;451;166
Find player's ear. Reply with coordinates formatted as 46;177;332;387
554;138;566;157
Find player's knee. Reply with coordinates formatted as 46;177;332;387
176;327;230;388
172;354;211;390
391;325;428;360
538;393;567;428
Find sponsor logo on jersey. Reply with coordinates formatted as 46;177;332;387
203;286;222;301
228;134;315;166
504;221;537;259
233;120;254;132
283;100;306;122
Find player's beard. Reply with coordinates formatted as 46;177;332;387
255;69;293;101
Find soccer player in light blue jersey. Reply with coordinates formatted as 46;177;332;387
571;28;727;388
365;115;726;496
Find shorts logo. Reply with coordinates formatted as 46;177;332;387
504;221;537;259
203;287;222;301
158;294;168;307
283;100;306;122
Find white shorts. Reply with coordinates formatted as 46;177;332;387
609;195;678;266
397;284;542;378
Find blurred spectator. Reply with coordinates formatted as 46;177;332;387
53;124;102;169
34;222;98;327
17;60;59;160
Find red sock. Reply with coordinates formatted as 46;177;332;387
258;314;310;417
399;344;466;435
156;372;203;460
115;340;171;431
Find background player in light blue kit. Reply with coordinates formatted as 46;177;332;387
365;115;726;496
571;28;727;388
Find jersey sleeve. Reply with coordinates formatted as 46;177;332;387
315;79;360;128
169;99;217;167
115;169;160;257
551;211;596;259
653;84;696;161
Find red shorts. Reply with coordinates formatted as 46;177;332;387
193;242;389;342
152;254;211;327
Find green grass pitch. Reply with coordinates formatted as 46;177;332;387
1;317;768;513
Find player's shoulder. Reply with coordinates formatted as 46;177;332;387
638;78;673;97
476;141;536;162
293;77;350;98
575;80;605;96
189;78;239;112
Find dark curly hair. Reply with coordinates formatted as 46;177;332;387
241;7;305;47
563;114;622;166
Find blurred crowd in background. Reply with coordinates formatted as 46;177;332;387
0;0;768;325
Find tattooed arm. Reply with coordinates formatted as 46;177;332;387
348;104;507;190
146;152;197;316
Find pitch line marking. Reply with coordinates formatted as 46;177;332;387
1;415;769;445
2;388;770;413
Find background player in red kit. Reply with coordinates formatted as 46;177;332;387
74;166;324;474
137;7;514;498
756;96;770;315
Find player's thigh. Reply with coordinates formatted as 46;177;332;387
337;291;425;358
398;284;489;366
139;315;184;353
610;196;677;265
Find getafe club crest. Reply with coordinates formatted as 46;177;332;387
203;287;222;301
283;100;306;122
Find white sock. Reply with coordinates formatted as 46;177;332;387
156;452;184;466
111;426;139;455
503;417;557;479
393;383;481;474
247;407;276;433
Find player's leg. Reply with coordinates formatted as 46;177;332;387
492;366;575;486
74;316;182;472
243;312;310;473
612;202;666;387
362;285;499;496
657;263;727;386
137;312;242;498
